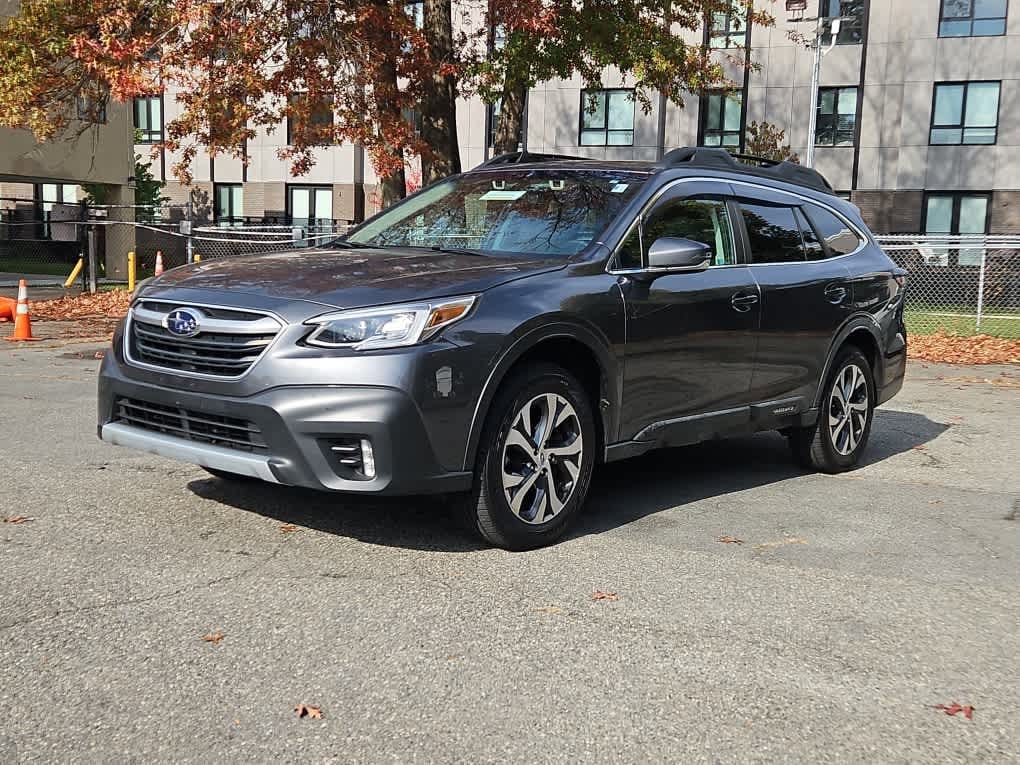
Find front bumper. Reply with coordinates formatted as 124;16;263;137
97;353;474;495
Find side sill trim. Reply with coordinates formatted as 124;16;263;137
100;422;281;483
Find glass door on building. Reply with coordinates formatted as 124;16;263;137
287;186;332;246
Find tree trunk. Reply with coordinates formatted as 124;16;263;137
374;0;406;209
493;80;528;156
419;0;461;184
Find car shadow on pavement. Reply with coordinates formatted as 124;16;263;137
187;408;947;552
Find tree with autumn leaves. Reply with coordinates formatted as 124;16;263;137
0;0;772;207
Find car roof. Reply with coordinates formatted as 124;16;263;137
468;148;836;197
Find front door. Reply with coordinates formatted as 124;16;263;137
615;182;760;443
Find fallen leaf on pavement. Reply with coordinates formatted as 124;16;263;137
934;702;974;720
202;631;225;645
533;606;562;615
592;590;618;601
754;537;808;550
2;515;34;524
294;704;322;719
279;524;299;533
718;535;744;545
908;331;1020;365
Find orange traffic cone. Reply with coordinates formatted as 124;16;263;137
0;295;15;322
5;279;41;342
154;250;164;276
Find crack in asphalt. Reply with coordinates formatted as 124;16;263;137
0;544;284;633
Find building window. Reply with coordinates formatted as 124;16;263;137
930;81;1000;145
405;0;423;29
923;192;991;265
700;91;742;148
486;98;523;150
134;96;162;143
34;184;77;239
819;0;865;45
708;4;748;48
214;184;243;227
816;86;858;146
579;89;634;147
939;0;1007;37
77;83;108;124
287;185;332;245
287;94;335;146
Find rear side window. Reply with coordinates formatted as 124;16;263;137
796;208;825;260
803;204;862;256
739;203;805;263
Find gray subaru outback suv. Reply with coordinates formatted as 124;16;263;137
98;148;907;549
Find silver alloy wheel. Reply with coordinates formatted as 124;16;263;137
501;393;584;525
828;363;869;456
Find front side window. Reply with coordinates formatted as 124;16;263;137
820;0;865;45
930;81;1000;145
701;92;743;148
214;184;244;227
939;0;1007;36
617;197;737;270
816;87;858;146
708;4;748;48
579;90;635;147
740;203;806;263
134;96;162;143
346;170;646;258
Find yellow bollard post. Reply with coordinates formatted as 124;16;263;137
127;251;136;293
63;257;85;289
194;253;202;263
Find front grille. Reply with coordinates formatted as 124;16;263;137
114;397;268;453
127;302;280;378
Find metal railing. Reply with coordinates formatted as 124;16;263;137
876;235;1020;339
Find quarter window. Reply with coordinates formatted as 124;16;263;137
816;87;858;146
740;203;806;264
939;0;1007;37
134;96;162;143
617;198;736;270
803;204;862;256
579;90;635;147
701;92;743;148
930;82;1000;145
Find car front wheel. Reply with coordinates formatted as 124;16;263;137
462;363;596;550
790;347;875;473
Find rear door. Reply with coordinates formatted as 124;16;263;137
736;188;854;406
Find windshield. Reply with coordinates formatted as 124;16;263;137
344;169;647;257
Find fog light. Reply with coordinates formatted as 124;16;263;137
360;438;376;479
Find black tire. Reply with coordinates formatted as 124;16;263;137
459;363;596;551
789;347;876;473
202;467;257;482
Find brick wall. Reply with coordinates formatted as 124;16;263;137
852;190;924;234
990;191;1020;234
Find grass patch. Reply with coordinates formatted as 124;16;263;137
0;260;75;277
906;309;1020;339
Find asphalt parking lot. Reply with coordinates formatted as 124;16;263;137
1;332;1018;763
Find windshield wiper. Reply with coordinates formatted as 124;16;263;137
428;245;488;257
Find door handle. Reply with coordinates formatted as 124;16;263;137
824;284;848;305
730;291;759;313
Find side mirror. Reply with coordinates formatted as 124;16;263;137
646;237;712;272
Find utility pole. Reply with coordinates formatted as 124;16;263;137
797;13;840;168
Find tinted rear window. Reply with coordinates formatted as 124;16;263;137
739;203;805;264
803;204;862;256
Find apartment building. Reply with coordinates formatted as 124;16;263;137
140;0;1019;236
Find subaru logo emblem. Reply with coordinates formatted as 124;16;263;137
164;308;202;337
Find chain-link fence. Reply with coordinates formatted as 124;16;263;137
0;196;86;279
876;235;1020;339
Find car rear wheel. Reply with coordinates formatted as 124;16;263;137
789;347;875;473
461;363;596;550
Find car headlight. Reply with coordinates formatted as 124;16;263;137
304;295;477;350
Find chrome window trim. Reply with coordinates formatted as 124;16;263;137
124;300;285;381
604;176;869;275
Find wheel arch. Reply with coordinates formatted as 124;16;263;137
813;314;884;409
461;323;618;471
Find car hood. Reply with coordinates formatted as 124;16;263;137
142;247;563;311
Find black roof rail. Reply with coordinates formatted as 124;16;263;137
476;151;592;168
655;147;834;195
